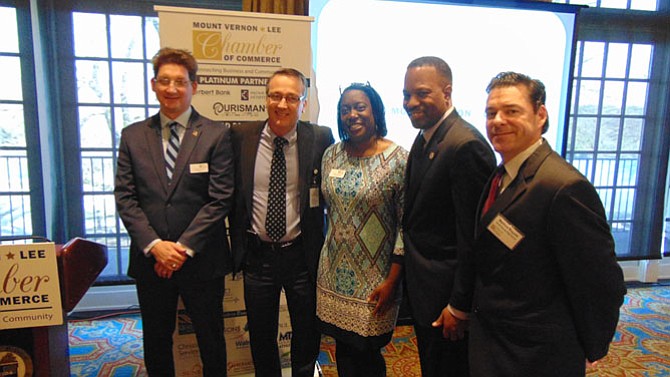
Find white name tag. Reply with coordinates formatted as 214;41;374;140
329;169;346;178
309;187;320;208
189;163;209;174
487;214;525;250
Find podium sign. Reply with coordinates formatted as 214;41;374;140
0;243;63;329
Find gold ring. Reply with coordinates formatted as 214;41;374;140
171;263;177;269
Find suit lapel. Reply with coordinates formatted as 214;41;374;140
297;121;314;216
477;142;553;235
476;166;501;221
166;111;203;197
405;112;457;218
144;115;169;194
241;122;264;222
404;133;424;213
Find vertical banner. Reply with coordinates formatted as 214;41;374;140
156;6;314;123
157;7;313;376
0;243;63;329
172;275;294;377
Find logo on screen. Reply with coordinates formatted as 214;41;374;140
193;31;223;60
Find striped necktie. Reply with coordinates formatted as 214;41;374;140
165;122;180;181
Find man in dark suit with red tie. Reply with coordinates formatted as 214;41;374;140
115;48;233;376
470;71;626;376
402;56;496;377
229;68;334;377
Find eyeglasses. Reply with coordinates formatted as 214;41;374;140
155;77;191;88
267;93;305;105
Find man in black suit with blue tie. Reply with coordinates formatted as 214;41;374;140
229;68;334;377
470;71;626;376
115;48;233;376
402;56;496;377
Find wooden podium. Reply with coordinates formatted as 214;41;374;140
0;238;107;377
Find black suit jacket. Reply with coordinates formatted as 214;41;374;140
114;109;234;282
470;141;626;377
229;120;334;279
402;110;496;326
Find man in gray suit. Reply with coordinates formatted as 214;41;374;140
229;68;334;377
470;71;626;376
402;56;496;377
114;48;233;376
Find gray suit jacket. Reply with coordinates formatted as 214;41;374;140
402;110;496;326
470;141;626;376
114;109;234;281
229;120;334;279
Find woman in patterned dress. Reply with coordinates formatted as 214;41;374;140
316;83;408;376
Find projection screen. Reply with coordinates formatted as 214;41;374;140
310;0;582;155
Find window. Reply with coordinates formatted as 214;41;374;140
560;0;669;259
556;0;658;10
0;6;30;240
0;3;44;244
72;11;160;281
566;41;653;256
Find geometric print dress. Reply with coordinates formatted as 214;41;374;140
316;141;408;340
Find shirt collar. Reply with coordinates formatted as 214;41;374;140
263;121;298;145
502;138;543;184
160;107;192;129
422;106;454;144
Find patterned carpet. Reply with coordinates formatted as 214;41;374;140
68;284;670;377
69;311;146;376
585;285;670;377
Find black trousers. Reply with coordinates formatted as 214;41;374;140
414;323;469;377
243;241;320;377
334;339;386;377
136;275;226;377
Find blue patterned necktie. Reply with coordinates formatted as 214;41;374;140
266;137;288;242
165;122;180;181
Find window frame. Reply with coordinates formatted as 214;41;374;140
0;0;46;243
564;5;670;259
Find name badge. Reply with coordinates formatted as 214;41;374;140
487;214;525;250
329;169;346;178
309;187;319;208
189;163;209;174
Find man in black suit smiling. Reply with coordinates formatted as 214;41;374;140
402;56;496;377
470;71;625;377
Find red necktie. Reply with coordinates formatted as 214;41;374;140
482;169;504;215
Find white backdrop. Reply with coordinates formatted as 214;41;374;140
310;0;578;154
